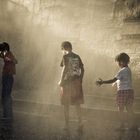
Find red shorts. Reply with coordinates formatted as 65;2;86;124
116;89;134;107
60;78;84;105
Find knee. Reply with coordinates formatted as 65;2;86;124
118;106;124;112
126;105;133;114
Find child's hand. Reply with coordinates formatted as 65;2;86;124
5;57;11;61
58;80;62;86
58;80;64;87
96;78;103;86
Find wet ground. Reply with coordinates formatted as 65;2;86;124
0;108;140;140
0;90;140;140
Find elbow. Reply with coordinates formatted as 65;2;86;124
14;59;18;64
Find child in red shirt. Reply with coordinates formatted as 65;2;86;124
0;42;17;120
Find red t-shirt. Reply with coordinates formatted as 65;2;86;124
2;51;17;75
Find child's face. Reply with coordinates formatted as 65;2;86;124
62;49;68;55
61;47;71;55
3;50;7;55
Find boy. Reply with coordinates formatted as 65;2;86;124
59;41;84;131
96;52;136;129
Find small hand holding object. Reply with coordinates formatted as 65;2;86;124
96;78;103;86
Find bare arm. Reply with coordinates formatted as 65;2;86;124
59;66;67;86
96;77;117;86
80;65;84;82
79;56;84;82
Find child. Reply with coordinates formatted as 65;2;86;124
59;41;84;131
96;52;136;129
0;42;18;120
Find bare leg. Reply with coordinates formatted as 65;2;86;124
126;104;137;129
118;106;125;128
75;104;82;127
64;105;69;129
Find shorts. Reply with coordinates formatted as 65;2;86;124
116;89;134;107
60;78;84;105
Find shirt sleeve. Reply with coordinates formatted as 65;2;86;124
78;55;84;68
115;70;123;80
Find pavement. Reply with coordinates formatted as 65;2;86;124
0;105;140;140
0;89;140;140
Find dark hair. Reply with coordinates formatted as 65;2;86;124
3;42;10;51
61;41;72;50
0;43;5;51
115;53;130;64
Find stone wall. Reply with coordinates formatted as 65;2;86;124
0;0;140;96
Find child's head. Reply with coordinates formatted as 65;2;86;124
61;41;72;53
115;53;130;67
3;42;10;52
